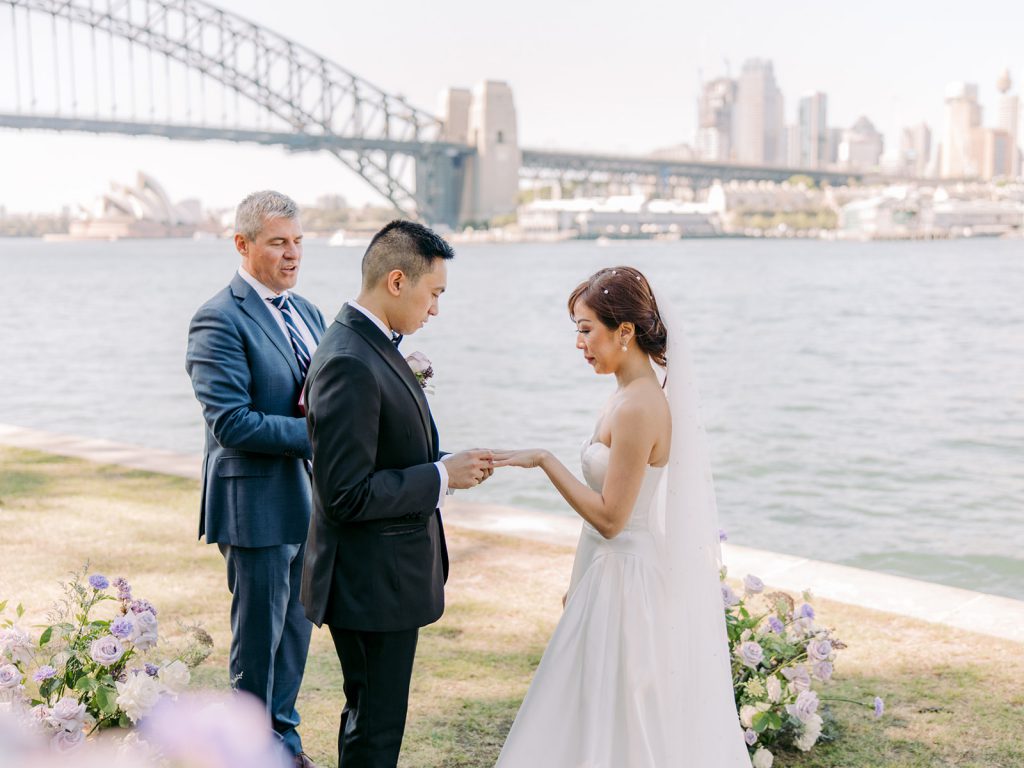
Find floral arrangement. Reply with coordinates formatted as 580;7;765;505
406;351;434;391
0;567;212;752
720;555;883;767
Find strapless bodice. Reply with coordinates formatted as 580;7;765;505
580;439;665;535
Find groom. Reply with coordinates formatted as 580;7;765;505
301;220;492;768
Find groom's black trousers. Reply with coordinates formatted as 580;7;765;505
329;626;419;768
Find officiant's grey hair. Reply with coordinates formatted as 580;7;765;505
361;219;455;288
235;190;299;240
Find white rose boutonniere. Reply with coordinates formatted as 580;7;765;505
405;352;434;391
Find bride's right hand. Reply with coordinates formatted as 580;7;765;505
491;449;550;469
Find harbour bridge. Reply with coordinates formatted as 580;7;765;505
0;0;866;227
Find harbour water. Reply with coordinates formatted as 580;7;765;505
1;236;1021;600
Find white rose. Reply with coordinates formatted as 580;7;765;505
130;610;159;652
158;660;191;695
116;671;163;723
0;627;35;665
766;675;782;703
739;704;759;729
49;696;87;732
794;713;823;751
752;747;774;768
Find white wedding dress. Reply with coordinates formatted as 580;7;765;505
496;302;752;768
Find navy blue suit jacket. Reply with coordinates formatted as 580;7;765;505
186;273;326;547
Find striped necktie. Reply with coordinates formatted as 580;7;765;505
268;295;311;378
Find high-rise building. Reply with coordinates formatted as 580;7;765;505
972;128;1015;179
785;124;801;168
734;59;785;166
941;82;982;178
798;92;829;169
899;123;932;177
696;77;738;161
838;116;884;171
995;69;1020;178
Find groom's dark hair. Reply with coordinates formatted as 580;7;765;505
362;219;455;288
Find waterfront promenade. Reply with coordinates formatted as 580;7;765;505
1;421;1020;644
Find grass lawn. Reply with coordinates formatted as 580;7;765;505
1;446;1021;767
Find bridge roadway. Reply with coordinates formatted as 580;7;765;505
0;112;874;191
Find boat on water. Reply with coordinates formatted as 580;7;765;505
327;229;374;248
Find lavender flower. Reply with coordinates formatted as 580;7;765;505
767;616;785;634
110;615;135;639
89;635;125;667
874;696;885;718
88;574;110;590
33;665;57;682
798;603;815;620
130;599;158;616
113;577;132;601
718;529;728;542
737;641;764;669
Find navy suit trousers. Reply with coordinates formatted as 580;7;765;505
219;542;312;756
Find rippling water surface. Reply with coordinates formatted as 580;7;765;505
2;237;1021;599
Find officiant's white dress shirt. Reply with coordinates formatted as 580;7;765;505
238;266;318;357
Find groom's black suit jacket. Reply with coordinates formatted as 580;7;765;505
300;304;448;632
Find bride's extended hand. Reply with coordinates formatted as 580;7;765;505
491;449;551;469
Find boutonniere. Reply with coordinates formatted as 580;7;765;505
405;351;434;391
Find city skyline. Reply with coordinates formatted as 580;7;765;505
0;0;1022;212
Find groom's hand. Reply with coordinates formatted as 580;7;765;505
446;449;495;490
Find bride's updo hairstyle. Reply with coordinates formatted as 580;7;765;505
568;266;668;367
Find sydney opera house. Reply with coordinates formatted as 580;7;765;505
69;172;202;239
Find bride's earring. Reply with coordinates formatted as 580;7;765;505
621;341;628;352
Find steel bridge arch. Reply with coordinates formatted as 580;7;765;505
3;0;464;221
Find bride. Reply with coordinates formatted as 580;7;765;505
492;266;752;767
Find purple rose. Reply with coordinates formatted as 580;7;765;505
807;638;833;662
786;689;820;724
113;577;132;601
743;574;765;595
145;663;159;677
88;574;110;590
719;529;728;542
50;728;86;752
874;696;885;718
767;617;785;634
49;696;87;731
110;616;134;639
90;635;125;667
738;641;764;668
130;610;159;651
799;603;815;620
744;728;758;746
34;665;57;682
813;661;833;682
721;583;740;608
0;663;22;689
782;664;812;693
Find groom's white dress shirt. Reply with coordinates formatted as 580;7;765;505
348;299;449;509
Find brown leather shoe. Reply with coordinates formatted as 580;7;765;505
293;753;317;768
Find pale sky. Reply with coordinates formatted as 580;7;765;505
1;0;1021;213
